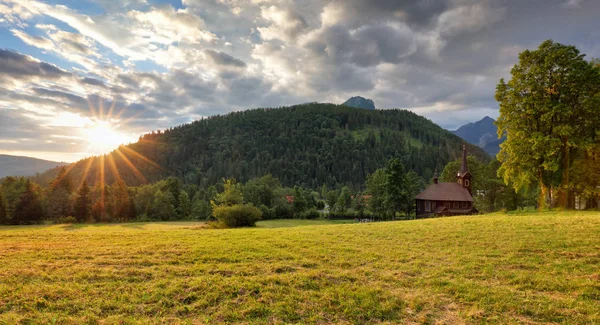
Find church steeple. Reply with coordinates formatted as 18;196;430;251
460;144;468;175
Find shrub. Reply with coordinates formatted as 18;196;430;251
213;204;262;228
57;216;78;224
327;210;359;220
274;202;294;219
316;200;325;210
259;204;277;220
299;208;320;219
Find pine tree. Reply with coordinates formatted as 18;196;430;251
47;167;74;220
13;180;44;225
73;181;91;222
384;158;408;218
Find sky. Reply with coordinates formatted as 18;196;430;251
1;0;599;162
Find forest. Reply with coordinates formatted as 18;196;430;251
31;104;487;190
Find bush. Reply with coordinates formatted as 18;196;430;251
213;204;262;228
299;208;320;219
56;216;78;224
274;202;294;219
316;200;325;210
327;210;359;220
259;204;277;220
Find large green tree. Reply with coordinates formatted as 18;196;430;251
46;167;74;220
13;180;44;224
496;40;600;209
384;158;408;218
73;181;92;222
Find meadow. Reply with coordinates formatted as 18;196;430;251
0;211;599;324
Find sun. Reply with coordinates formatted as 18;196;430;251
84;120;134;155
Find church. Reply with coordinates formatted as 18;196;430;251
415;144;478;217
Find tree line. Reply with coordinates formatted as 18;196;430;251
1;153;541;226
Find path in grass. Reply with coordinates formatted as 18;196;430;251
0;212;599;324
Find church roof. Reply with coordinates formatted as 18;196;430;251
415;182;473;202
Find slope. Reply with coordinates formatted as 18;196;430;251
34;103;488;189
451;116;503;155
0;155;67;178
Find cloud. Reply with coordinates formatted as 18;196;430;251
1;0;600;161
204;49;246;68
0;49;71;85
258;6;309;42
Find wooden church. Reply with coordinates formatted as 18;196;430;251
415;144;478;217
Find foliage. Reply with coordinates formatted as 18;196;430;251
365;168;387;217
336;186;352;212
212;204;262;228
73;181;91;222
384;158;409;216
12;180;44;225
496;40;600;208
214;179;243;207
33;104;488;191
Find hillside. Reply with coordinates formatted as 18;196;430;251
342;96;376;110
0;155;67;178
452;116;503;155
1;211;599;323
34;104;487;189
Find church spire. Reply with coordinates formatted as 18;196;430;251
460;144;468;174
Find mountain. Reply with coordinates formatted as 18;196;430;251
342;96;375;110
0;155;67;178
451;116;503;156
33;103;488;189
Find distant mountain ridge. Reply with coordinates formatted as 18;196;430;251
0;155;67;178
342;96;375;110
451;116;503;156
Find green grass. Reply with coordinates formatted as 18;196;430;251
1;211;599;324
256;219;355;228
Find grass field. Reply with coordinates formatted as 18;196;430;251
1;212;599;324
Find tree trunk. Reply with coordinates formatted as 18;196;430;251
538;169;549;210
558;137;570;209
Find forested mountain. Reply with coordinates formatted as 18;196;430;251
34;104;487;190
0;155;67;178
452;116;503;155
342;96;375;110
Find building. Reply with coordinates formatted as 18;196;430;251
415;144;478;217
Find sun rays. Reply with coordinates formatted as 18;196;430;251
53;98;164;196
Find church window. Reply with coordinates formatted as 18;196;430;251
425;201;431;212
465;180;470;186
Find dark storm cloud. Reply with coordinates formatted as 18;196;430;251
305;23;416;67
0;49;71;82
204;49;247;68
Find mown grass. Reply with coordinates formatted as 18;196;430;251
0;211;599;324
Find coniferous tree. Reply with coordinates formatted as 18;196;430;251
73;181;91;222
46;167;74;220
384;158;408;218
13;180;44;224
